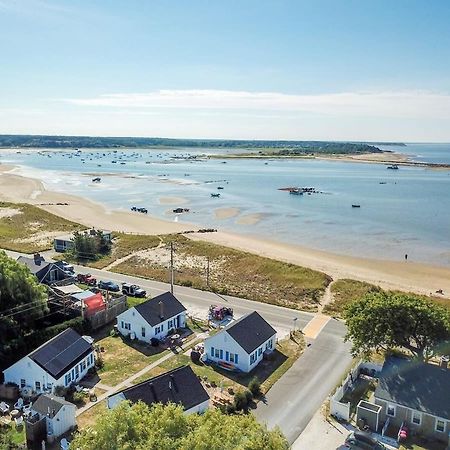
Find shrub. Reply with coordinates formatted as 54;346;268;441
244;390;253;403
233;391;248;411
225;404;236;414
71;391;87;406
95;356;104;370
248;376;261;397
227;387;234;395
54;385;67;397
150;337;160;347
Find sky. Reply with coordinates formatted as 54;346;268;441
1;0;450;142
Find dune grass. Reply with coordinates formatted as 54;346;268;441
112;234;331;311
323;278;450;317
0;201;82;253
86;233;161;269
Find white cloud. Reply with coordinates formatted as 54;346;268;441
62;89;450;119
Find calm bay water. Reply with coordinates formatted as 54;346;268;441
2;143;450;266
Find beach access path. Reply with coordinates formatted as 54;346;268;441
6;249;352;444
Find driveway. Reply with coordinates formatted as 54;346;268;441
256;318;353;444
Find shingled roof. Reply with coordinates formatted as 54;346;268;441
29;328;93;379
107;365;209;411
375;356;450;419
32;395;74;418
134;291;186;327
225;311;277;354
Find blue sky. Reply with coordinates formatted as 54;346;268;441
1;0;450;141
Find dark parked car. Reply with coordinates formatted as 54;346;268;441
98;280;120;292
345;431;387;450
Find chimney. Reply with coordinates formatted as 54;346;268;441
34;253;43;265
159;301;164;320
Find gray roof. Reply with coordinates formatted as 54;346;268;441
225;311;277;354
134;292;186;327
17;255;50;275
32;395;74;418
107;365;209;411
375;356;450;419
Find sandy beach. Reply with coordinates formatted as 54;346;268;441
214;207;240;220
1;163;450;299
0;164;192;235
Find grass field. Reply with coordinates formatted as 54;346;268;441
94;335;169;386
112;234;331;311
86;233;161;269
0;201;82;253
323;278;450;317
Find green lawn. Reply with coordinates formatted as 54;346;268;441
0;201;82;253
94;335;169;386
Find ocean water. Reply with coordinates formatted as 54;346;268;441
1;144;450;267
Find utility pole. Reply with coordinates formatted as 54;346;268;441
170;241;174;294
206;256;210;288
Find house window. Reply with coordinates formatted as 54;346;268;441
258;347;263;356
435;419;445;433
229;353;234;363
124;322;131;330
411;411;422;425
225;351;229;361
20;379;26;388
35;381;41;391
65;373;72;386
220;349;223;359
75;365;80;379
235;354;238;364
215;349;220;358
155;325;161;334
386;404;396;417
81;360;86;371
141;327;146;337
211;347;214;357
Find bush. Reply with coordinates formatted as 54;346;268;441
244;390;253;403
71;391;87;406
227;387;234;395
233;391;248;411
95;356;104;370
248;376;261;397
54;385;67;397
150;337;160;347
225;404;236;414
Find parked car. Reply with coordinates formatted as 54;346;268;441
98;280;120;292
122;283;146;297
60;261;75;275
77;273;97;286
345;431;387;450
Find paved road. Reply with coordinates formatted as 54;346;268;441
6;250;351;443
256;318;353;444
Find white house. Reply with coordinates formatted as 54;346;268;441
107;365;210;414
3;328;95;394
117;291;187;343
204;311;277;373
28;395;76;438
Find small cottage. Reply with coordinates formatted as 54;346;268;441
374;356;450;443
26;395;76;441
17;254;69;284
3;328;95;394
116;291;187;343
107;365;209;414
204;311;277;373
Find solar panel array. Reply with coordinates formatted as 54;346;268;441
30;328;93;379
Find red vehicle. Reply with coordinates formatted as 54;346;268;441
77;273;97;286
209;305;233;321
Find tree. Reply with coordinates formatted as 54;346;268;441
248;376;261;397
344;292;450;361
70;230;111;260
0;250;47;344
70;402;288;450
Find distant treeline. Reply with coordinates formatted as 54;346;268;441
0;134;398;154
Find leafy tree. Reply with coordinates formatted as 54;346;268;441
344;292;450;360
71;402;288;450
0;250;47;344
70;230;111;260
